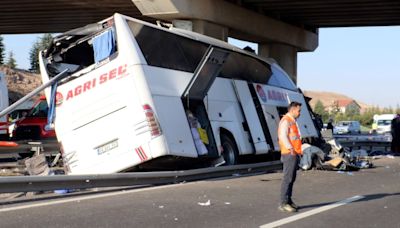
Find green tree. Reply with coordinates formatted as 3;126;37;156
329;100;341;117
0;35;5;65
29;34;53;72
313;100;329;122
335;112;346;122
382;106;394;114
40;34;53;48
6;51;17;69
345;104;360;118
29;42;41;72
359;107;375;126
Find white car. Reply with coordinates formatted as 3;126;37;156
374;114;396;134
334;121;361;134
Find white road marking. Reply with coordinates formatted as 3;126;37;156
0;183;188;213
260;195;365;228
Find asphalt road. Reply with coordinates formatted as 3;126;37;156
0;157;399;228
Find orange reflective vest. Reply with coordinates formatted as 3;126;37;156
278;114;302;155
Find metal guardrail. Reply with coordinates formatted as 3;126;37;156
334;134;391;142
0;161;282;193
0;139;60;158
339;141;391;151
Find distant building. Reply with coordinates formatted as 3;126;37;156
328;99;361;114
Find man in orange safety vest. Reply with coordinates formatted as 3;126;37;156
278;101;303;212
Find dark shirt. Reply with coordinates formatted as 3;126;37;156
391;116;400;145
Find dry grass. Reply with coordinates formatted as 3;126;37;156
0;66;43;104
304;90;371;112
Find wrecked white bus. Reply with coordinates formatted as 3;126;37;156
39;13;319;175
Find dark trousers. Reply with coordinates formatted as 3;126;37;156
391;139;400;153
280;154;299;205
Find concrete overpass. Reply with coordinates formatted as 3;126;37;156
1;0;400;82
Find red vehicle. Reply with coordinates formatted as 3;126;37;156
13;96;56;140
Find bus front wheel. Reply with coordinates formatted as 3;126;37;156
221;134;238;166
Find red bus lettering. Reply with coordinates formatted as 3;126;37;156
75;85;82;96
66;90;74;100
83;81;91;92
118;64;127;75
109;69;117;80
99;73;108;84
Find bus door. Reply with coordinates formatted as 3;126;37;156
182;46;229;157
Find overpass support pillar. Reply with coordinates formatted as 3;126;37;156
173;19;228;41
192;20;228;41
259;43;298;84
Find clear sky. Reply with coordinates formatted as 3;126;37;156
2;26;400;108
298;26;400;109
3;34;42;70
230;26;400;108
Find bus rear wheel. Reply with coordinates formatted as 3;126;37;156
221;134;238;165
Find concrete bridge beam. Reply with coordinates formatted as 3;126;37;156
133;0;319;83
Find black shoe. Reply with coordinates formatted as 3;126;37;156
289;202;299;210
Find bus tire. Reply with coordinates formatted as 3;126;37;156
221;134;238;165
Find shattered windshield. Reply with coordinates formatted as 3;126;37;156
27;100;48;118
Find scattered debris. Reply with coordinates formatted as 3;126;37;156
300;144;325;170
349;149;368;159
198;200;211;206
354;161;372;169
386;155;395;159
298;137;386;172
326;157;343;168
25;154;50;176
369;150;391;156
54;189;69;194
212;156;226;167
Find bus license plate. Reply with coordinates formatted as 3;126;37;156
96;140;118;155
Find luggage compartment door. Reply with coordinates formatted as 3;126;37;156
182;46;229;101
261;105;280;151
181;46;229;158
233;80;270;154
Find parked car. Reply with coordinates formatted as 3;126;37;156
12;96;56;140
333;121;361;134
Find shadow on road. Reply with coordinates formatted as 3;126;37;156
300;192;400;210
